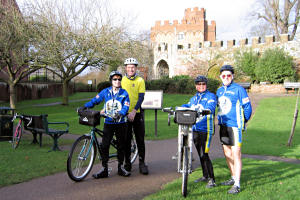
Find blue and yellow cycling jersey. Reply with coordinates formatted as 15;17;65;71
216;82;252;130
84;87;130;124
121;76;145;113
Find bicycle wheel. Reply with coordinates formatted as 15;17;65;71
67;135;96;182
182;146;189;197
12;121;23;149
130;135;138;164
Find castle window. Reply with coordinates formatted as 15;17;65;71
158;46;161;51
188;44;191;49
199;42;202;48
164;43;168;51
178;32;184;40
177;45;183;50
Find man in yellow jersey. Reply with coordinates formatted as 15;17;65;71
121;58;149;175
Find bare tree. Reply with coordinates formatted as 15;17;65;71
251;0;300;40
24;0;130;105
0;2;42;109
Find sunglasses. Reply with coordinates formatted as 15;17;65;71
112;78;122;81
196;82;206;86
221;74;232;79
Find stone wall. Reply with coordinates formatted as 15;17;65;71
249;84;286;94
150;7;300;79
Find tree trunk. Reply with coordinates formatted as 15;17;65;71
62;81;69;105
9;83;16;109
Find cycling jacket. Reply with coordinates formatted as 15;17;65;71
216;82;252;130
84;87;130;124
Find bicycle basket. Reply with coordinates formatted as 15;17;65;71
78;110;100;126
175;110;197;125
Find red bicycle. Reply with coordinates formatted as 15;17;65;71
11;114;32;149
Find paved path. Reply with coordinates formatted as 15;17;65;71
1;93;299;200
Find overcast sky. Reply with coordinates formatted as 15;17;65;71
16;0;256;41
109;0;256;41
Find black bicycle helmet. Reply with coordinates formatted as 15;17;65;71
220;65;234;74
109;71;122;81
194;75;208;84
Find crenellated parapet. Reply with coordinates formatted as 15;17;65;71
150;7;216;43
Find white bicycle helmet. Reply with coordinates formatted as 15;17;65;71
124;58;138;66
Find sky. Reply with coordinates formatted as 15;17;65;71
109;0;256;41
16;0;256;41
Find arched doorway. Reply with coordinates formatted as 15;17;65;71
156;60;169;78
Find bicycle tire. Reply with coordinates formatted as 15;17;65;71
67;135;97;182
130;136;138;164
12;121;23;149
182;146;189;197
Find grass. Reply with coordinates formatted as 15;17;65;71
144;158;300;200
243;96;300;159
1;93;300;194
144;96;300;199
0;134;72;187
0;92;190;187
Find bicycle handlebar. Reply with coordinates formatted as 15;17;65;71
162;107;211;126
11;113;33;127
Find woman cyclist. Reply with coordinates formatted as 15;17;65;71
80;71;131;178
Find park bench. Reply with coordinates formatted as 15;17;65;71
283;82;300;94
237;82;251;91
24;114;69;151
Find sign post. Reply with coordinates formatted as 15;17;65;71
87;80;93;92
141;90;163;137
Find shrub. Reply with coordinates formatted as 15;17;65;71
146;77;221;94
255;48;296;83
235;50;259;82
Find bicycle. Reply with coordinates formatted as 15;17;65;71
162;107;209;197
67;109;138;182
10;113;32;149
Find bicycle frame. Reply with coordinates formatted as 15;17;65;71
177;124;193;174
81;127;120;162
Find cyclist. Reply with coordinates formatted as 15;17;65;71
121;57;149;175
181;75;217;188
217;65;252;194
81;71;131;178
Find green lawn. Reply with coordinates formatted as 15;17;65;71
243;97;300;159
0;92;190;187
144;158;300;200
1;93;300;195
144;96;300;199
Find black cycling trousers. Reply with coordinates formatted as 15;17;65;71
101;123;127;167
125;112;146;164
193;132;215;180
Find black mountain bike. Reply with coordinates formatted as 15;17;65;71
67;110;138;182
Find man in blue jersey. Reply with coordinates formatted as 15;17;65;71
181;75;217;189
216;65;252;194
81;71;131;178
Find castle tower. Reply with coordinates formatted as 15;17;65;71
150;7;216;78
